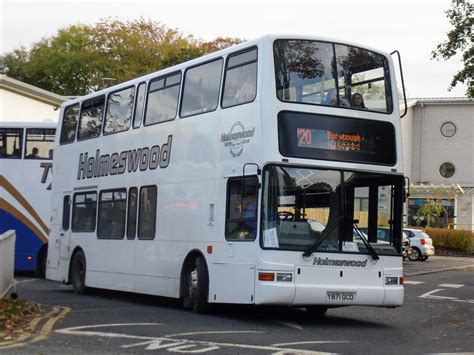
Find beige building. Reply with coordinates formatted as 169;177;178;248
0;74;66;123
401;97;474;230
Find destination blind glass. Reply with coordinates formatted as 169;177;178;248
278;111;396;165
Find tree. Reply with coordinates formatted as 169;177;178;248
2;18;243;96
414;199;443;227
432;0;473;97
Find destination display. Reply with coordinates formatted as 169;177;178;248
278;111;396;165
297;128;367;153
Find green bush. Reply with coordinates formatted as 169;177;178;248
424;227;474;254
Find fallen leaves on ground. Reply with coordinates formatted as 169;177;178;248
0;298;44;340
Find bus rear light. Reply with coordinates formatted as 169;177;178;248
258;272;275;282
399;277;404;285
207;245;213;254
420;239;426;245
27;256;33;261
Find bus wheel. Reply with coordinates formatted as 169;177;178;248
71;250;87;295
306;306;328;317
187;256;210;313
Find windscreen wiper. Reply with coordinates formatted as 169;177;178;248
353;222;379;261
303;216;345;257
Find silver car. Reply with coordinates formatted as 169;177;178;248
404;228;435;261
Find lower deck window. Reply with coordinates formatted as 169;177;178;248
138;185;157;240
97;189;127;239
72;192;97;232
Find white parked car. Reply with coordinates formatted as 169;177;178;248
404;228;435;261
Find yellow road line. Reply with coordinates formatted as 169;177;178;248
0;306;71;349
31;306;71;343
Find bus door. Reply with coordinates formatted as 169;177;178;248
59;192;72;260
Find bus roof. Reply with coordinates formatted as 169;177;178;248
0;121;58;129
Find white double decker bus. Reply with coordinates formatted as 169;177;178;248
47;35;407;314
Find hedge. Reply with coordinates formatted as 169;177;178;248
424;228;474;254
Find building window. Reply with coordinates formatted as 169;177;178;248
440;122;456;138
439;162;455;178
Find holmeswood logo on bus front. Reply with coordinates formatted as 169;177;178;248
221;121;255;157
313;257;368;267
77;135;172;180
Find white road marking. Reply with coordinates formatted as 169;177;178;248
404;281;424;285
419;289;457;300
16;278;37;284
438;283;464;288
55;324;345;354
419;289;474;304
273;341;351;346
277;321;303;330
163;331;266;338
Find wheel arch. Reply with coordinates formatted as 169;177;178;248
68;246;85;283
179;249;207;298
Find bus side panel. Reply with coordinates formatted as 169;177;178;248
80;234;135;293
0;209;44;271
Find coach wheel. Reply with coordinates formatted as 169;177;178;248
306;306;328;317
187;256;210;313
36;246;47;278
71;250;87;294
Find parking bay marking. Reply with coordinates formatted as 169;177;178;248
419;289;474;304
404;281;424;285
55;323;348;353
437;283;464;288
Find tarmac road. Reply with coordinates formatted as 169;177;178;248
2;256;473;354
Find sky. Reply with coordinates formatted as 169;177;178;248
0;0;468;98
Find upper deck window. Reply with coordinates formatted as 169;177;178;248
274;40;392;114
25;128;55;160
180;59;223;118
222;48;257;108
0;128;23;159
78;96;105;141
60;104;79;144
145;72;181;125
104;87;135;134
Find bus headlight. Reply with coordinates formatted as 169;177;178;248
276;273;293;282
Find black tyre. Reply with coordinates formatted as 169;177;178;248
419;255;429;261
187;256;210;313
408;247;421;261
306;306;328;317
71;250;87;294
36;246;47;278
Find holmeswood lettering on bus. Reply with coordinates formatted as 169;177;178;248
77;135;172;180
